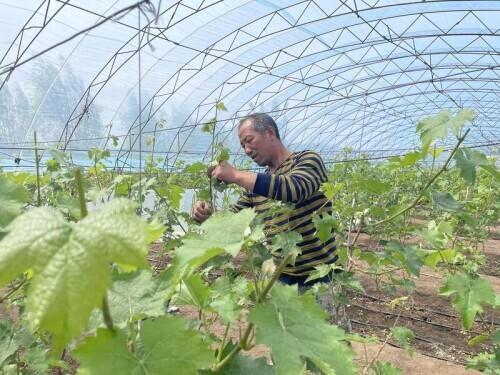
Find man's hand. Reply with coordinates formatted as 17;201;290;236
209;161;238;184
208;161;257;192
192;201;212;223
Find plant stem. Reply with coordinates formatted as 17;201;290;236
214;253;293;371
74;168;88;218
102;293;115;332
217;323;231;362
34;132;41;207
0;277;27;304
373;129;470;226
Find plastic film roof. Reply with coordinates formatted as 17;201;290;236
1;0;499;170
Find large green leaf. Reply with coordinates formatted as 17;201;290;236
358;177;391;195
440;274;496;330
431;191;463;212
416;109;475;152
90;269;170;329
0;199;160;353
248;284;357;375
75;317;214;374
174;209;255;271
270;231;303;264
385;241;424;277
313;214;337;243
0;177;29;229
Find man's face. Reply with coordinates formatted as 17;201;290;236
238;121;273;167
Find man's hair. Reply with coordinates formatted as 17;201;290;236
238;113;280;140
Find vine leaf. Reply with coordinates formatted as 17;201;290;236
431;191;463;212
439;274;496;330
0;176;29;229
313;214;337;243
89;269;170;329
0;199;161;353
74;317;214;375
174;209;256;271
390;326;415;353
372;361;403;375
248;284;357;375
270;231;303;265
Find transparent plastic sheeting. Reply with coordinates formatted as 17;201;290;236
0;0;499;170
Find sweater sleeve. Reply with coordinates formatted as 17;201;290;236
231;191;254;212
252;151;328;203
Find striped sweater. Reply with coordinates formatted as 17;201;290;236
233;150;337;277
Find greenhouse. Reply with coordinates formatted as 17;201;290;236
0;1;498;374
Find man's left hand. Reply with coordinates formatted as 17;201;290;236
209;161;239;184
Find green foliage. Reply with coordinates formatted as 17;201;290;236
202;117;217;133
270;231;303;264
248;284;357;375
90;269;170;329
313;213;337;243
385;241;424;277
431;191;463;212
454;147;500;184
467;348;500;374
439;273;496;330
0;199;161;353
372;361;404;375
390;326;415;353
0;176;29;229
416;109;474;152
75;317;214;374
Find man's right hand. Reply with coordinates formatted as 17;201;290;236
192;201;213;223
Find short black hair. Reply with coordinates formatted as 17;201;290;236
238;113;280;140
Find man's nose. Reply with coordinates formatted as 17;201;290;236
244;145;252;155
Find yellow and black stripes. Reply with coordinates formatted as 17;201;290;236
234;151;337;277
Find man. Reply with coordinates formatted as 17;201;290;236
193;113;338;288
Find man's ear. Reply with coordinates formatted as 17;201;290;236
266;127;277;139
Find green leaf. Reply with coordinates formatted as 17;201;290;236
320;182;344;201
468;335;489;346
209;276;249;323
424;249;456;268
358;177;391;195
0;177;29;229
333;271;365;292
454;148;477;185
467;348;500;373
480;164;500;182
416;109;475;152
270;231;303;265
0;320;23;365
176;274;211;309
439;274;495;330
372;361;403;375
216;147;230;163
313;214;337;243
215;101;227;111
385;241;424;277
0;199;158;353
175;209;255;270
202;117;217;133
248;284;357;375
431;191;463;212
75;317;214;375
390;326;415;352
90;269;170;329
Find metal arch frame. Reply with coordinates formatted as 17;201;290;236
185;42;500;164
0;0;69;89
154;8;500;168
3;1;500;164
57;0;222;149
79;1;500;169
